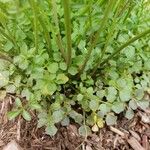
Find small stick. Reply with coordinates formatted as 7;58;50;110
110;126;125;137
127;137;145;150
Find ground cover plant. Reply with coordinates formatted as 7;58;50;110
0;0;150;136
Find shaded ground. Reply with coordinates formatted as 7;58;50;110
0;96;150;150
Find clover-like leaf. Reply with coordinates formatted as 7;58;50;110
78;125;91;137
129;100;137;110
119;88;131;102
8;110;21;120
89;99;99;111
99;104;111;115
15;98;22;107
47;62;58;73
45;125;58;136
106;114;117;125
106;87;117;102
59;62;67;70
68;66;78;75
22;110;31;121
125;108;134;119
52;109;64;123
112;102;125;114
61;117;70;126
56;74;69;84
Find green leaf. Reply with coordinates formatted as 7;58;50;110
30;103;42;110
123;46;135;59
106;114;117;125
129;100;137;110
125;108;134;119
89;99;99;111
134;89;144;100
69;110;83;124
98;104;111;116
77;94;84;101
59;62;67;70
112;102;125;114
56;73;69;84
21;88;31;100
37;117;47;128
6;84;16;93
47;62;58;73
107;87;117;102
22;110;31;121
68;66;78;75
78;125;91;137
4;41;13;52
53;52;61;62
52;109;64;123
61;117;70;126
137;100;149;111
119;89;131;102
96;90;105;98
8;110;21;120
116;78;126;89
15;98;22;107
45;125;58;136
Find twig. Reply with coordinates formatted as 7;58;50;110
127;137;145;150
109;126;125;137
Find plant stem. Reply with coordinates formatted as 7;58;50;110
29;0;52;55
28;0;38;51
100;29;150;67
51;0;66;61
92;0;124;75
62;0;72;67
78;0;116;76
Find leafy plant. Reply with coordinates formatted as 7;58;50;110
0;0;150;136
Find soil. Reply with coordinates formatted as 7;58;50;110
0;96;150;150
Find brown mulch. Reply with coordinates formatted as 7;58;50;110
0;96;150;150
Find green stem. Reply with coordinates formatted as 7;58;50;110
51;0;66;61
62;0;72;67
28;0;38;51
100;29;150;67
92;0;123;75
29;0;52;55
78;0;116;76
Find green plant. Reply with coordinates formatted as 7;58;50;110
0;0;150;136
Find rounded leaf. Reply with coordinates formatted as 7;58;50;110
106;114;117;125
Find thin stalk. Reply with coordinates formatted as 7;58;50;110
28;0;38;51
51;0;66;61
62;0;72;67
78;0;116;76
92;0;124;75
99;29;150;67
29;0;52;55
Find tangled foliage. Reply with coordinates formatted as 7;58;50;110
0;0;150;136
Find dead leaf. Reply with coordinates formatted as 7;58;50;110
3;140;22;150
